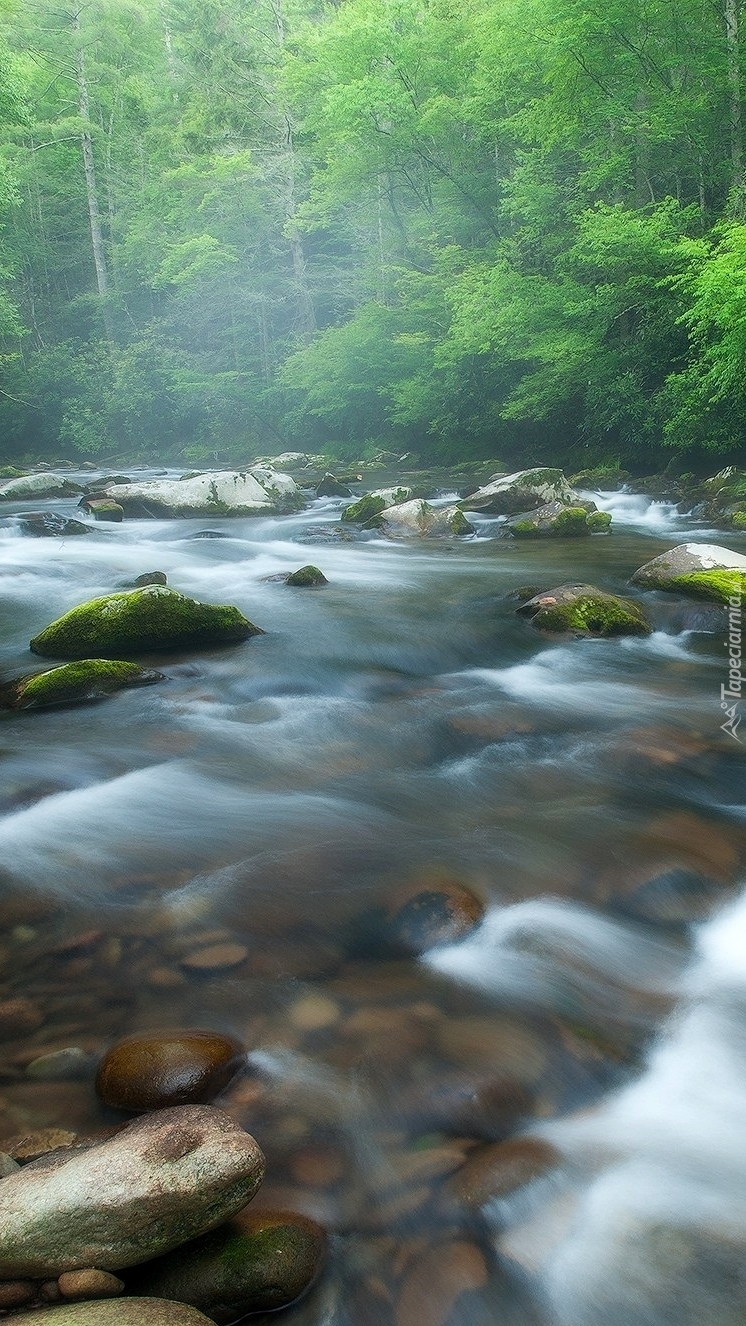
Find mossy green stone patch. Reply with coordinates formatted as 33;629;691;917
30;587;262;659
671;570;746;604
286;565;328;586
536;593;650;635
6;660;162;710
586;510;612;532
341;493;386;525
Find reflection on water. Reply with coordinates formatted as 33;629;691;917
0;473;745;1324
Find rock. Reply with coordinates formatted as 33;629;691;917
460;467;577;514
82;476;131;492
388;874;485;953
379;499;475;539
95;1031;245;1112
0;1152;21;1176
0;1105;265;1277
287;993;341;1032
180;944;248;973
58;1270;124;1300
0;1281;36;1307
4;1129;78;1164
129;1209;327;1322
102;470;304;517
394;1239;488;1326
134;572;168;587
0;661;164;710
78;498;124;523
315;474;352;498
340;488;413;525
437;1016;547;1084
29;588;262;660
19;1300;218;1325
0;997;44;1037
516;583;651;637
26;1048;93;1081
631;542;746;603
504;501;610;537
0;474;83;501
16;512;92;538
446;1137;559;1208
285;565;328;587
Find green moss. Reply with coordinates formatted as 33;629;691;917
29;586;263;659
11;660;161;710
536;593;651;637
448;509;474;535
672;569;746;604
586;510;612;532
730;512;746;529
285;564;328;587
340;493;386;524
510;505;591;537
553;506;590;534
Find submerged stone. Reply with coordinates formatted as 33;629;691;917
517;584;651;637
128;1209;327;1321
16;512;92;538
96;1030;245;1112
1;660;163;711
29;587;263;659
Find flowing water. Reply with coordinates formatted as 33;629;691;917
1;474;745;1325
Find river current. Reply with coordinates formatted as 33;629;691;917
1;472;745;1325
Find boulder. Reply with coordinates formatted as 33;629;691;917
517;584;651;636
82;476;132;492
460;467;577;514
631;542;746;603
388;872;485;953
128;1210;327;1321
340;487;413;525
20;1301;217;1326
315;474;352;498
0;474;83;501
504;501;610;537
79;498;124;523
95;1030;245;1112
29;587;262;659
15;512;92;538
0;661;164;711
134;572;168;587
285;565;328;587
0;1105;265;1277
101;470;304;518
379;499;475;539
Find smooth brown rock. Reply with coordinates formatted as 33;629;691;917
447;1136;559;1208
388;871;484;953
20;1300;217;1325
394;1239;488;1326
0;1106;265;1277
58;1270;124;1300
129;1209;327;1322
0;1279;36;1307
95;1031;244;1113
4;1129;78;1163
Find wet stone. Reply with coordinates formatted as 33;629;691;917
0;1279;36;1307
20;1301;218;1325
180;944;249;973
26;1048;94;1081
0;998;44;1038
128;1209;327;1322
394;1239;489;1326
447;1136;560;1208
58;1270;125;1300
95;1030;245;1112
4;1129;78;1164
387;873;485;954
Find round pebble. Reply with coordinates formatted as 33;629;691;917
0;998;44;1038
0;1280;36;1307
181;944;248;972
288;993;341;1032
447;1136;560;1207
96;1031;245;1112
58;1269;125;1300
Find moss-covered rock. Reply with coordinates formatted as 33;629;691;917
29;587;263;659
505;502;599;537
631;543;746;603
460;467;577;514
379;498;475;539
80;497;124;523
1;660;163;711
517;584;651;637
285;565;328;587
586;509;613;532
17;512;92;538
0;474;83;501
128;1210;327;1322
340;487;412;525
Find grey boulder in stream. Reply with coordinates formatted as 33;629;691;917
0;1106;265;1278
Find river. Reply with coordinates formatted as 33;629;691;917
0;472;745;1325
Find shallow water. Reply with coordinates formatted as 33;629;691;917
1;473;745;1325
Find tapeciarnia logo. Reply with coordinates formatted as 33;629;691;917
721;592;743;742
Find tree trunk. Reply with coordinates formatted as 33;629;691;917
73;9;115;341
726;0;744;191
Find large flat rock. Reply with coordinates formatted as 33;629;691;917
20;1301;215;1326
103;470;303;517
631;543;746;603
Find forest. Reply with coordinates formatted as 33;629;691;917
0;0;745;473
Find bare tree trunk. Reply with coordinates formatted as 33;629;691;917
73;9;115;341
726;0;744;191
